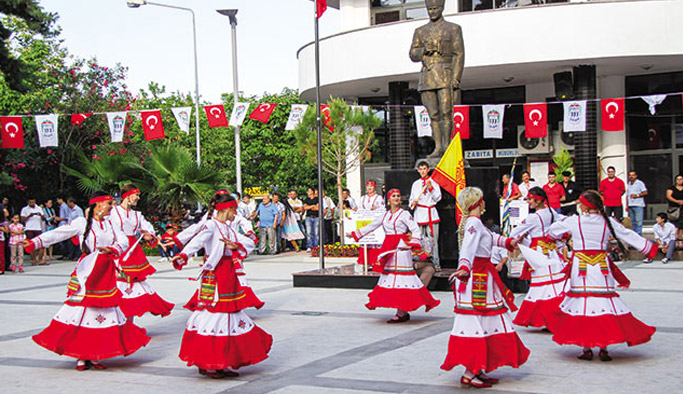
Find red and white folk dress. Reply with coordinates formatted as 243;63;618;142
546;214;657;348
441;216;529;374
356;193;385;267
510;208;567;328
27;217;150;360
110;205;174;317
174;218;271;371
351;209;440;312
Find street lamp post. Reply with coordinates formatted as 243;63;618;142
126;0;202;168
216;9;242;195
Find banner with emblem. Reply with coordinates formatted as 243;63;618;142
483;104;505;139
171;107;192;134
229;102;250;127
563;100;587;132
34;114;59;147
285;104;309;130
414;105;432;137
106;111;127;142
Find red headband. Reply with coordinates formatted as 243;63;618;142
366;181;376;187
215;200;238;211
122;188;140;199
89;195;113;205
579;195;597;209
527;192;544;202
215;190;229;196
387;188;401;197
469;197;484;211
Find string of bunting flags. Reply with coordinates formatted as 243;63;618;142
1;92;682;149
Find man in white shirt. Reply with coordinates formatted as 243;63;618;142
627;170;648;236
20;198;45;265
238;193;254;219
322;191;336;245
409;161;442;269
342;188;357;210
272;193;286;252
518;171;539;199
647;212;676;264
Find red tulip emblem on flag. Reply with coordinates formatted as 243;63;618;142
141;110;165;141
1;116;24;149
601;98;625;132
71;113;93;126
204;104;229;128
523;103;547;138
249;103;277;123
452;105;469;139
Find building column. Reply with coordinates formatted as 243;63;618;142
573;65;598;191
389;81;412;169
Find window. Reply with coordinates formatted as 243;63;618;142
459;0;568;13
371;0;426;25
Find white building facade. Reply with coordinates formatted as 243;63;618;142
298;0;683;219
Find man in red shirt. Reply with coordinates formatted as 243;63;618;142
543;172;565;213
501;173;521;201
599;166;626;218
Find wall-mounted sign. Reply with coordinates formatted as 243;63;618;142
465;149;494;159
496;148;522;158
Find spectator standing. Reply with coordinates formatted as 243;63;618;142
560;171;581;216
20;198;46;266
543;172;565;213
8;214;25;273
287;190;305;251
518;171;538;199
238;194;254;221
1;197;11;263
65;198;84;260
409;161;442;270
280;198;305;252
665;174;683;239
42;199;57;260
303;187;320;251
0;209;6;274
599;166;626;218
251;194;279;255
322;191;336;245
627;171;648;236
501;173;521;201
55;197;70;259
272;193;286;252
342;188;357;210
645;213;676;264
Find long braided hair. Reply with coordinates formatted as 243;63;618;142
457;187;484;249
528;186;556;225
581;190;626;254
81;191;108;254
206;190;234;220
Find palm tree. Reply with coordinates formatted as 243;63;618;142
63;149;148;196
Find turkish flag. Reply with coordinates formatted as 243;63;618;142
204;104;228;128
71;113;93;126
1;116;24;149
601;98;625;132
317;0;327;18
141;110;165;141
249;103;278;124
451;105;469;139
523;103;548;138
321;104;333;130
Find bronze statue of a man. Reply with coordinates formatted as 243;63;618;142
409;0;464;158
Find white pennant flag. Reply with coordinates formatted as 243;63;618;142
414;106;432;137
483;104;505;139
34;114;59;147
171;107;192;134
563;100;587;132
106;112;127;142
285;104;309;130
229;102;250;127
641;94;667;115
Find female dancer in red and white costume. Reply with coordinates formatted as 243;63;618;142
510;187;567;329
546;190;657;361
442;187;529;389
348;189;440;323
109;184;174;318
171;193;271;378
356;180;385;267
25;192;150;370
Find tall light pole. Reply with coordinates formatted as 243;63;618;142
216;9;242;195
126;0;202;167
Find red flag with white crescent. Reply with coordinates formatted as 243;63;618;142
451;105;469;139
1;116;24;149
321;104;333;130
204;104;229;128
317;0;327;18
523;103;547;138
141;110;165;141
601;98;625;132
71;113;93;126
249;103;278;124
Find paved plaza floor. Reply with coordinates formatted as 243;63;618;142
1;253;682;393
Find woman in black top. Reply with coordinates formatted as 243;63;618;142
666;174;683;238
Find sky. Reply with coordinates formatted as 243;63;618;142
38;0;341;103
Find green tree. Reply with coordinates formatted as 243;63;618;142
295;98;381;240
62;149;148;196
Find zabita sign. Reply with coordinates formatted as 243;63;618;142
465;149;493;159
